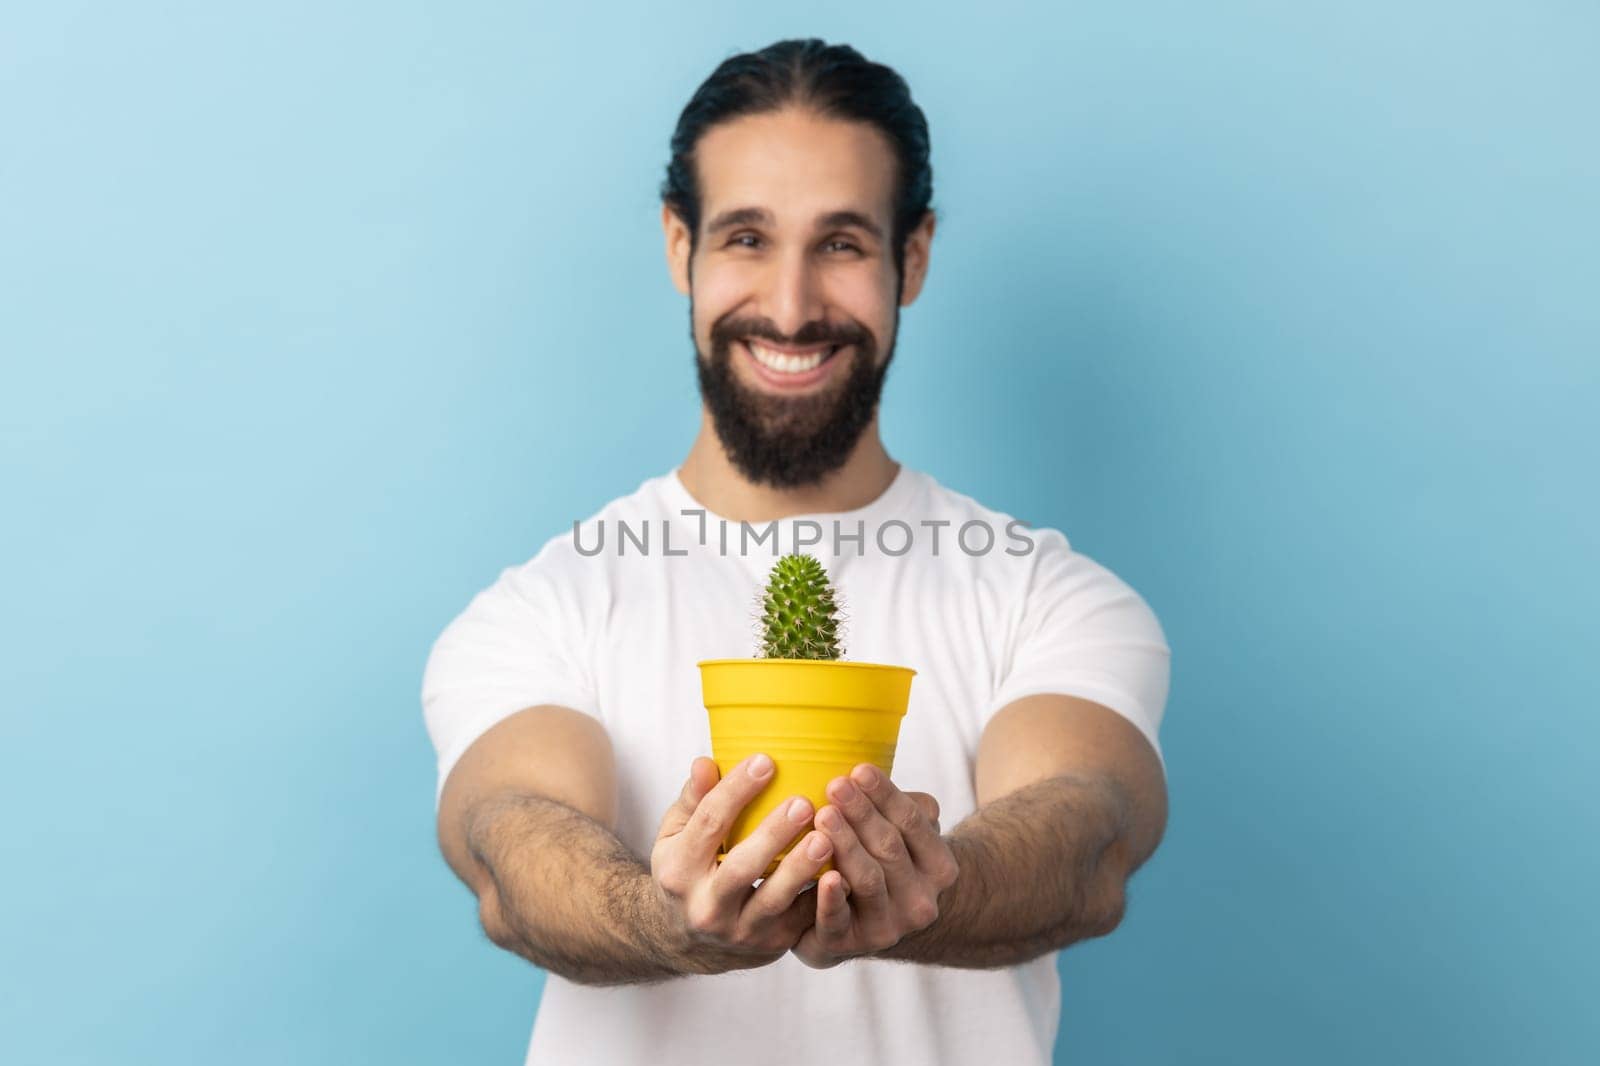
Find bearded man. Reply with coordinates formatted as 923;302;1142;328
423;37;1170;1066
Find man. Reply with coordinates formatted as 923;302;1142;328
422;37;1170;1066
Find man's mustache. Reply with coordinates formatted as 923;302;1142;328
711;320;872;351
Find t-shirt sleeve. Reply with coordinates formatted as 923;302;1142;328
420;554;601;812
985;527;1171;775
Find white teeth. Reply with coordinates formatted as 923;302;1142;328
747;341;836;374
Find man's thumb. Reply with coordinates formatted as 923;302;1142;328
660;757;721;837
688;756;720;803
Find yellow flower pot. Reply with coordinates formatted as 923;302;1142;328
697;657;915;879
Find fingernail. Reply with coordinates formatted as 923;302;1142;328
853;765;881;789
748;753;774;779
831;779;858;803
806;833;831;860
787;797;812;823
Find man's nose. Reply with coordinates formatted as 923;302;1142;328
762;251;826;340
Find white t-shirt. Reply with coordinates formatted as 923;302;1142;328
422;462;1170;1066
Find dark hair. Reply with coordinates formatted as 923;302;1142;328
660;38;934;289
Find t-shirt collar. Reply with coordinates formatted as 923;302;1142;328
664;461;917;526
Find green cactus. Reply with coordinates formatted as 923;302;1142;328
756;552;845;660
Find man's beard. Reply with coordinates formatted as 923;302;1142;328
692;301;897;490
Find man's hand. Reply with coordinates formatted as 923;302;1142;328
791;763;960;969
650;753;836;975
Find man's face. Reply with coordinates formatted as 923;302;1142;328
664;107;930;489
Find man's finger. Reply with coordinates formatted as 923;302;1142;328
814;870;853;944
829;770;919;901
680;753;776;867
852;770;945;870
815;802;891;925
907;791;940;826
747;829;833;921
777;879;821;943
713;795;814;903
793;871;851;967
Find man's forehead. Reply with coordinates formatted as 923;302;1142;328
694;111;896;234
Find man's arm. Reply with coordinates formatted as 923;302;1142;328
873;693;1168;968
438;705;830;986
436;704;694;985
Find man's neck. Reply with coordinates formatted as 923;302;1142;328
676;411;900;524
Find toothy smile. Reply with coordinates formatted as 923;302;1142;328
743;341;841;374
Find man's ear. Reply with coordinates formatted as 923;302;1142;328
662;203;692;296
897;209;937;307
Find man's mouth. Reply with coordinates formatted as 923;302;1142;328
739;339;847;388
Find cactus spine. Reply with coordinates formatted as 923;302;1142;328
757;553;844;660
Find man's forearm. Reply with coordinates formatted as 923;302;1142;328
464;792;694;986
875;773;1137;969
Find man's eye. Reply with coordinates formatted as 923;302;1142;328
726;234;860;253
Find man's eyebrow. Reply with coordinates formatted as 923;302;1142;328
704;207;884;241
705;206;772;234
816;210;884;241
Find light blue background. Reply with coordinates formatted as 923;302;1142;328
3;2;1595;1063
